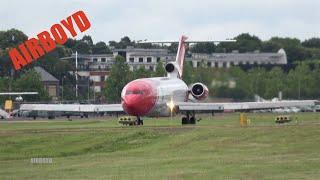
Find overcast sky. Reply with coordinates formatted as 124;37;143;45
1;0;319;43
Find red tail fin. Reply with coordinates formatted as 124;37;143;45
176;35;188;78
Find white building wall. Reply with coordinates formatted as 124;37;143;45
94;86;101;92
192;61;197;68
90;76;100;82
226;62;230;68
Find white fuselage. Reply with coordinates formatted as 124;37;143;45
148;77;189;116
121;77;189;117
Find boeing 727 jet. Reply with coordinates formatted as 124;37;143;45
20;36;317;124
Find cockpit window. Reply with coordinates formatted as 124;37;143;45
126;90;144;95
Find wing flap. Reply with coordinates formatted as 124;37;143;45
177;100;317;111
20;104;123;113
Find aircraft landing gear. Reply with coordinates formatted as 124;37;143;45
136;116;144;125
182;111;196;125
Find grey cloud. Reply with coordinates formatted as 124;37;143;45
0;0;318;43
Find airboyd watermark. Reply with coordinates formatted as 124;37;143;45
31;158;53;164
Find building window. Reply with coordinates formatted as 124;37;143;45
230;62;234;66
149;66;154;71
197;62;200;67
207;62;211;67
139;57;143;63
93;58;98;62
147;57;152;63
129;57;134;63
101;76;105;81
223;62;227;68
214;62;219;67
101;58;106;62
48;85;57;97
157;57;161;62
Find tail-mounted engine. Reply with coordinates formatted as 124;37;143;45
165;62;181;78
189;83;209;100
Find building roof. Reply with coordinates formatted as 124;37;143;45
190;49;287;64
129;52;173;56
71;54;113;59
113;47;168;53
34;67;59;82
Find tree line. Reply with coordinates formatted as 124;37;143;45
1;28;320;102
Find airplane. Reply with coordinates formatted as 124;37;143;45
254;94;302;113
0;92;38;119
19;35;317;124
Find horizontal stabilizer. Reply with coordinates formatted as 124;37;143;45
138;39;236;44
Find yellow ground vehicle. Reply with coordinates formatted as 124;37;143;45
275;115;292;124
118;116;142;126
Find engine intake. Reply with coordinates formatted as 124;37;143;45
190;83;209;100
165;63;175;73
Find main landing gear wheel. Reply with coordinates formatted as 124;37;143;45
136;116;144;125
181;111;196;125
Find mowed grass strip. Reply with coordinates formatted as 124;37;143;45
0;112;320;179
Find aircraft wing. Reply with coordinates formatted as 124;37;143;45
0;108;10;119
0;92;38;95
176;100;318;112
19;104;123;113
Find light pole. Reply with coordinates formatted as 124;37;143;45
87;78;90;102
59;51;79;100
75;51;78;99
61;75;66;101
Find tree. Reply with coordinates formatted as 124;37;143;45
0;29;28;48
285;63;317;99
268;37;310;63
302;38;320;48
0;77;9;103
0;50;12;76
192;60;211;85
81;35;94;46
0;29;28;76
104;55;131;103
109;36;134;49
12;69;50;101
133;66;151;79
190;42;215;54
261;41;281;52
264;67;284;98
64;38;77;49
168;43;179;53
182;61;194;85
74;41;91;54
215;33;262;53
235;33;262;53
153;61;166;77
92;41;111;54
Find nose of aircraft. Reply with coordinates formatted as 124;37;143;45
121;79;157;116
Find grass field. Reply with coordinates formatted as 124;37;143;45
1;113;320;179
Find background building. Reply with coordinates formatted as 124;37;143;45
65;54;113;92
189;49;287;68
112;47;176;71
65;48;287;93
34;66;59;100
